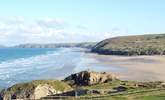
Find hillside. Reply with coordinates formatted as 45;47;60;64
0;45;6;48
91;34;165;56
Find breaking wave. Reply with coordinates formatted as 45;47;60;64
0;48;117;88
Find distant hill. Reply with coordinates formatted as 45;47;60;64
0;45;6;48
14;42;96;49
91;34;165;56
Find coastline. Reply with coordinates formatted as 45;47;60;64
1;49;165;99
86;53;165;81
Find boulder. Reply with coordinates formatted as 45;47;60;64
34;84;57;99
64;71;117;85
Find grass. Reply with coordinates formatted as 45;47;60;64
31;80;72;91
136;95;165;100
1;79;165;100
76;80;165;100
81;80;125;89
118;89;165;100
81;80;163;90
75;89;165;100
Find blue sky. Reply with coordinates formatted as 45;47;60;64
0;0;165;45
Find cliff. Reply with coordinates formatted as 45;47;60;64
1;71;165;100
92;34;165;56
0;71;116;99
0;80;72;100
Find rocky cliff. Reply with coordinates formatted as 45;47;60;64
64;71;117;86
1;71;165;100
0;80;72;100
0;71;117;100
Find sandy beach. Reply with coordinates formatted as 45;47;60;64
87;53;165;81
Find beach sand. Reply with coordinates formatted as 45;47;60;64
87;53;165;81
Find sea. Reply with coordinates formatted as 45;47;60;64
0;48;120;88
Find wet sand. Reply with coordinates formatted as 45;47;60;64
87;53;165;81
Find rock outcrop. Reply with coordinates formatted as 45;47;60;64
64;71;117;85
0;71;117;99
1;84;56;100
0;80;72;100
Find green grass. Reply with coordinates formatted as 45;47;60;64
77;89;165;100
77;80;165;100
31;80;72;91
81;80;163;90
136;95;165;100
81;80;127;89
121;90;165;100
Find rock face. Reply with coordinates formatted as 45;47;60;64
64;71;117;85
33;84;57;99
1;84;56;100
0;71;117;99
0;80;72;100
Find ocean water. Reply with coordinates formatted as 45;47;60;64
0;48;120;88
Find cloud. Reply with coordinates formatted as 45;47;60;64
37;18;67;29
77;25;88;30
0;17;119;46
0;18;68;45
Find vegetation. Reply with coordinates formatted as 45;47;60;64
42;80;165;100
76;80;165;100
2;80;72;95
136;95;165;100
1;73;165;100
92;34;165;55
1;79;165;100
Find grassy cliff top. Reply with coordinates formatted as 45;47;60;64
92;34;165;55
80;80;165;100
1;73;165;100
2;80;72;94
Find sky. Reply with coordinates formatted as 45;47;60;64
0;0;165;46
